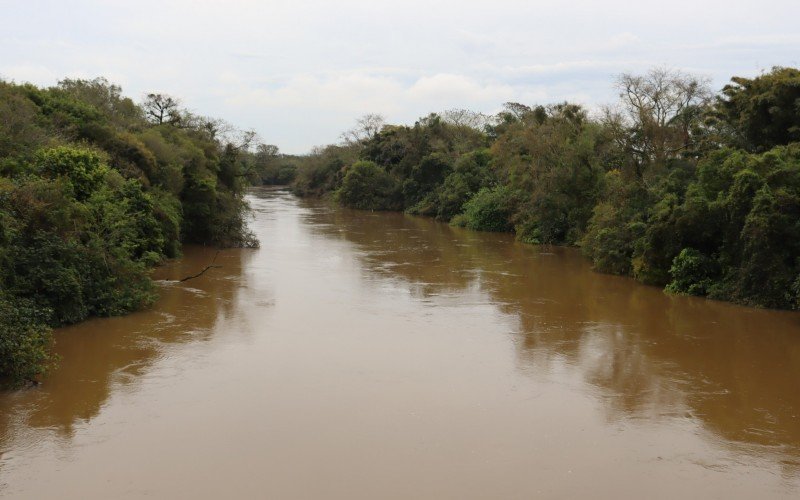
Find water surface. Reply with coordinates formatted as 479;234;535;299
1;188;799;498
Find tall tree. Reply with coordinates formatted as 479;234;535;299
608;68;711;179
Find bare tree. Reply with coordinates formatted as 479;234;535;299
610;67;712;177
440;108;491;130
340;113;386;146
199;116;233;140
142;93;181;125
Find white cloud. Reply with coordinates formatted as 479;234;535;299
2;0;799;153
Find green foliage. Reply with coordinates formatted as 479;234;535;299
582;203;644;276
666;248;718;296
433;149;495;221
250;144;298;185
0;82;47;158
336;161;401;210
717;67;800;152
402;153;452;206
494;107;616;245
275;165;298;184
150;188;183;258
292;145;356;197
628;145;800;308
581;170;650;275
35;146;109;200
0;78;257;382
81;124;158;181
0;294;53;385
451;186;515;232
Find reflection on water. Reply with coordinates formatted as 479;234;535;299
300;201;800;457
0;188;799;499
0;246;250;445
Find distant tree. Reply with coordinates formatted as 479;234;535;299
501;102;532;121
340;113;386;146
252;144;282;184
487;102;548;139
142;93;181;125
256;144;279;158
440;108;490;130
175;112;233;140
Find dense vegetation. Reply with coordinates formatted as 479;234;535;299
293;67;800;311
0;78;259;385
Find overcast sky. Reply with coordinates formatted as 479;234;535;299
2;0;799;153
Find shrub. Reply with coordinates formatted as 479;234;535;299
451;186;515;232
666;248;718;296
336;161;401;210
35;146;109;201
0;294;53;386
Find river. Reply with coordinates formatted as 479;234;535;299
1;187;799;499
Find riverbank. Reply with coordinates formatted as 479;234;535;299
0;78;258;384
291;67;800;311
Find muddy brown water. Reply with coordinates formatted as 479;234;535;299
1;187;799;499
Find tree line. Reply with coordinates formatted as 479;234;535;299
292;67;800;312
0;78;260;385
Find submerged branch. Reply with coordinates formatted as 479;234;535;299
179;250;222;282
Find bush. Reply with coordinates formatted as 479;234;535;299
0;294;53;386
336;161;401;210
35;146;109;201
666;248;718;296
581;170;651;275
581;202;645;275
451;186;515;232
434;149;494;221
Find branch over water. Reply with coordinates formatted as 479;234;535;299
179;250;222;282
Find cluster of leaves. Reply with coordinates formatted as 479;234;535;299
292;66;800;311
0;78;257;385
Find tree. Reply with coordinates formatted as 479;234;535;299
340;113;386;146
716;66;800;152
256;143;279;158
500;102;533;121
252;144;281;183
0;83;45;157
57;77;142;126
451;186;516;232
608;68;711;179
142;93;181;125
336;161;400;210
440;108;490;130
176;112;233;140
